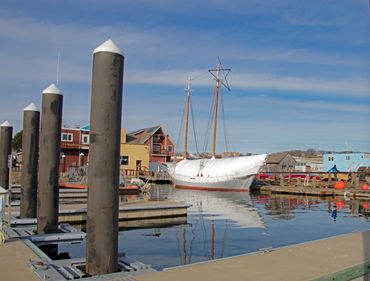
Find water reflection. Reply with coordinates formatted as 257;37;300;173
151;185;265;228
56;185;370;270
331;205;337;222
252;193;370;222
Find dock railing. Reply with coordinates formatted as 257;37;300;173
121;169;171;182
256;171;370;188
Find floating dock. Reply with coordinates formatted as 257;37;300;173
8;200;190;224
259;185;370;198
133;230;370;281
2;229;370;280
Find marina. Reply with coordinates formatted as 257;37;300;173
0;1;369;279
2;185;370;280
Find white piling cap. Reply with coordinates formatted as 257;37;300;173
0;120;12;127
24;102;39;112
42;83;62;95
93;39;123;55
0;186;8;194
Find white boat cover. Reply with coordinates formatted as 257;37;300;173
170;154;267;180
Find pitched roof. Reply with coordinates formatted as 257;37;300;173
266;153;290;164
126;125;162;145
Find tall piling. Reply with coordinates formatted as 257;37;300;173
37;84;63;234
86;39;124;275
20;103;40;218
0;121;13;189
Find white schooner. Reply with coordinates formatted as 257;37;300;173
168;59;267;191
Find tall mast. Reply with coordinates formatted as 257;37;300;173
183;78;191;160
212;66;220;158
209;58;231;159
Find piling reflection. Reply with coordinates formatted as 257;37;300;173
55;185;370;270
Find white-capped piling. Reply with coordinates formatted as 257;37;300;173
20;103;40;218
86;39;124;275
0;121;13;189
37;84;63;234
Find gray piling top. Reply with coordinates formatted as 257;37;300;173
24;103;39;112
1;121;12;127
42;83;62;95
93;39;123;55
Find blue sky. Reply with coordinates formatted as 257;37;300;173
0;0;369;154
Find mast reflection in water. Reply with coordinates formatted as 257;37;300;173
57;184;370;270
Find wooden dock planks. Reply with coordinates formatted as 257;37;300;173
134;230;370;281
0;240;41;281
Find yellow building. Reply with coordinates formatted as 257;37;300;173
120;128;150;172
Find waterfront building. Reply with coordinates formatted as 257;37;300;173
58;124;174;174
294;157;323;172
323;152;370;172
222;151;241;158
60;124;90;173
120;128;150;172
262;153;296;173
125;126;175;171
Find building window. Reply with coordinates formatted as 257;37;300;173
345;156;350;161
167;145;173;152
153;144;160;154
82;134;89;144
153;134;161;143
328;156;334;161
62;133;73;142
120;156;129;166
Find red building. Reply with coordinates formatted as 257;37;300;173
126;126;175;164
59;125;174;173
60;125;90;173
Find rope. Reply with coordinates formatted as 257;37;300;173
175;94;187;154
203;90;215;153
190;71;208;81
220;87;230;153
0;220;8;245
190;98;200;154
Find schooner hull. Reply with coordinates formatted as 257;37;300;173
168;154;267;192
173;175;256;191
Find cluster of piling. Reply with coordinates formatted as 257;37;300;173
0;39;124;276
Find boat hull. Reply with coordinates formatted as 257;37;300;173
173;175;255;192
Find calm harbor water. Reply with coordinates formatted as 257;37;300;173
58;184;370;270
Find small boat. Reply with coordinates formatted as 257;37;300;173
59;178;146;194
121;178;145;193
59;182;87;189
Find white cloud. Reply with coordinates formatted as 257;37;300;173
125;69;369;97
0;9;368;153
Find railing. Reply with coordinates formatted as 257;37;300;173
121;169;171;180
256;171;370;186
152;148;171;156
61;142;89;149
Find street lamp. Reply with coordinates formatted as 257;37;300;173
61;153;66;173
79;152;84;167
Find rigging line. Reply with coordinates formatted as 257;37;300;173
220;87;230;153
190;71;208;81
190;98;200;154
203;91;215;152
175;94;187;153
56;50;61;86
